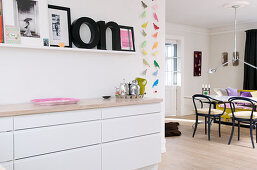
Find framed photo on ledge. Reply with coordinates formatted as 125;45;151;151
120;25;135;52
48;5;71;48
2;0;49;46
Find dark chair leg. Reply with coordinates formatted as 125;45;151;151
205;116;207;135
238;121;240;141
250;122;255;148
228;118;235;145
208;115;211;141
192;114;198;138
219;116;221;137
255;122;257;143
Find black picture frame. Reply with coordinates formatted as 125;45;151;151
48;5;72;48
119;25;136;52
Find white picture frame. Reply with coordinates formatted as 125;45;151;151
2;0;49;47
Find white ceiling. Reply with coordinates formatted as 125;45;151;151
166;0;257;28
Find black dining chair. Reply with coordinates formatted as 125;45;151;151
228;97;257;148
192;94;226;141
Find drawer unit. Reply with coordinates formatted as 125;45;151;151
0;132;13;163
0;117;13;133
14;121;101;159
14;109;101;130
102;103;161;119
102;113;161;142
102;133;161;170
14;145;101;170
0;162;13;170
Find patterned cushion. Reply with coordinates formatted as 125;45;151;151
228;111;257;119
197;108;224;115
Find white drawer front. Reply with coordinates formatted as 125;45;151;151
102;103;161;119
15;145;101;170
102;113;161;142
14;121;101;159
0;162;13;170
102;133;161;170
0;117;13;133
14;109;101;130
0;132;13;163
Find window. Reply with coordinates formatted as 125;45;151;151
165;42;181;86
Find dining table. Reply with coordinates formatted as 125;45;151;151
185;95;257;128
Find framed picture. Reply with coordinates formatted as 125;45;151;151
194;51;202;76
48;5;71;48
120;25;135;52
2;0;49;46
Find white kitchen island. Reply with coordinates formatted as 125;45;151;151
0;98;163;170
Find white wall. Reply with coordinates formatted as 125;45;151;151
165;23;210;115
0;0;165;104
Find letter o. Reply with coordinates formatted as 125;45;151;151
71;17;100;49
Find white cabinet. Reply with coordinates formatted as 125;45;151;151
102;113;161;142
14;109;101;130
0;162;13;170
14;121;101;159
102;103;161;119
0;102;162;170
15;145;101;170
102;133;161;170
0;117;13;133
0;132;13;163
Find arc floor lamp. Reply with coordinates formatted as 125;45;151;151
208;1;257;74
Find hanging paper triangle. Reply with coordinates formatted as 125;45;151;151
142;30;147;37
142;11;146;18
142;69;147;76
142;22;148;29
153;4;158;10
152;42;158;50
154;60;160;69
143;59;150;67
153;51;159;56
143;49;148;56
154;32;158;38
152;79;159;88
153;23;159;30
154;13;159;22
141;1;148;8
142;41;147;48
153;70;158;76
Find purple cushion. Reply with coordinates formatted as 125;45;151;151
240;91;252;97
226;87;238;96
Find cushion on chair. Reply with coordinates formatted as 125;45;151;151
197;108;224;115
228;111;257;119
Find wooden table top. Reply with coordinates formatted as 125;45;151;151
0;97;163;117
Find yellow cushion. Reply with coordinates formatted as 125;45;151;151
228;111;257;119
251;91;257;98
197;108;224;115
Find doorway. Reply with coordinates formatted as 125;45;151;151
165;40;182;116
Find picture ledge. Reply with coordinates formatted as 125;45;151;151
0;43;137;55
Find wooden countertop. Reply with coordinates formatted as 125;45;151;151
0;97;163;117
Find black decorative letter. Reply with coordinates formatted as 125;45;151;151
97;21;121;51
71;17;100;49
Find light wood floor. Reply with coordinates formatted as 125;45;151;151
158;115;257;170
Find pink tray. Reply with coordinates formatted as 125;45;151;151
31;98;80;106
